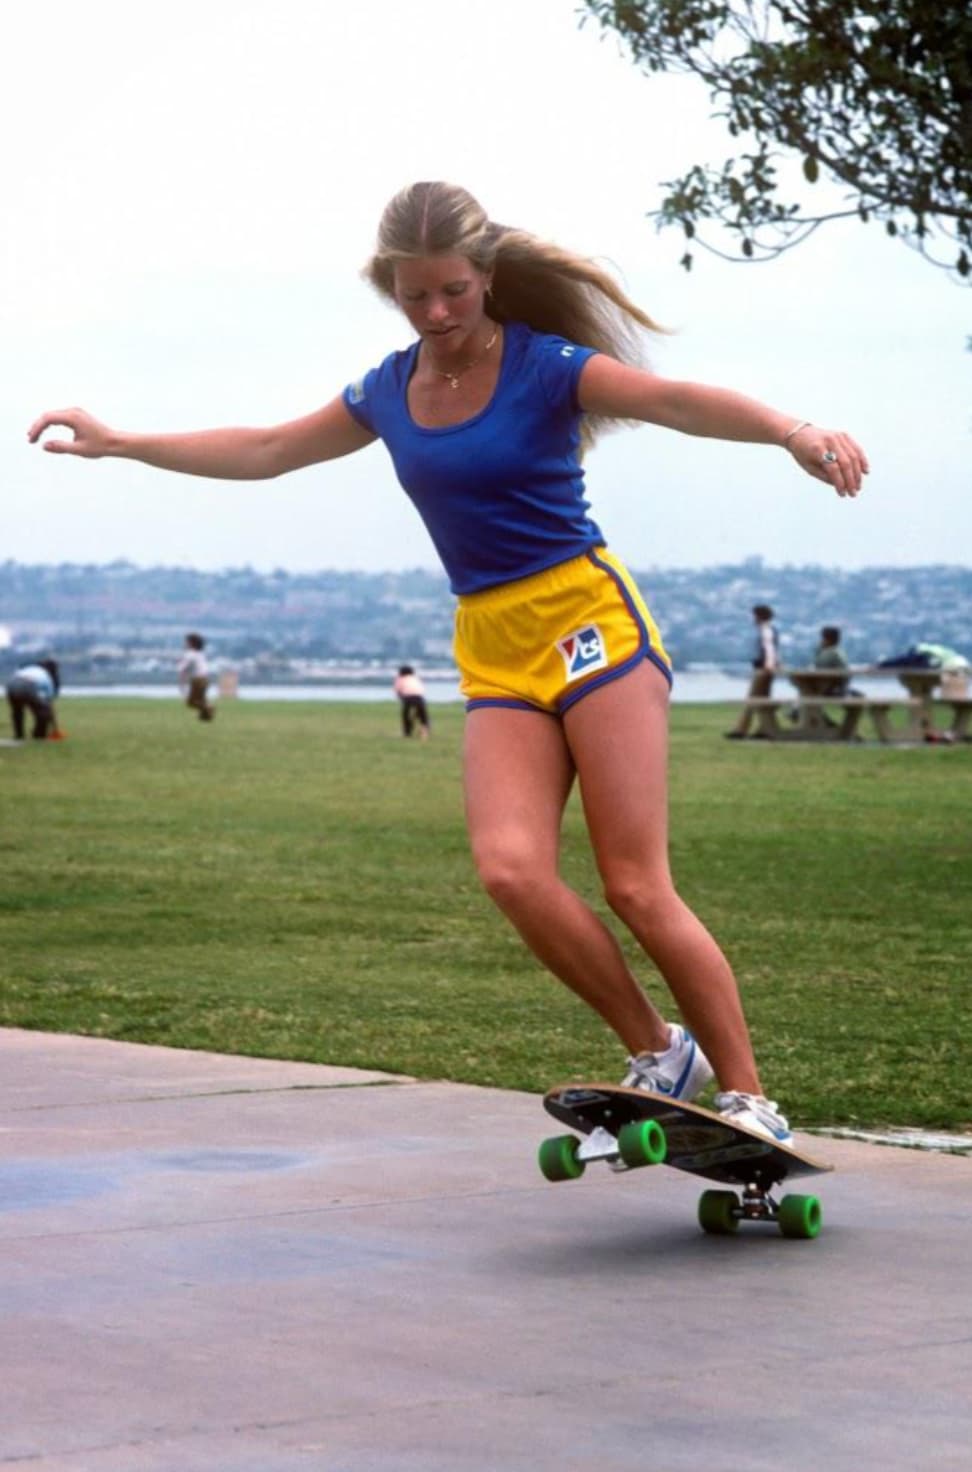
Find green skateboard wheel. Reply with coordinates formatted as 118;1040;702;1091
617;1118;667;1168
778;1193;823;1239
698;1189;740;1235
538;1133;585;1182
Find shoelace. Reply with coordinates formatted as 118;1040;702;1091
719;1092;779;1117
625;1053;674;1090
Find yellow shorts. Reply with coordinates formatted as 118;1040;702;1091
454;547;671;715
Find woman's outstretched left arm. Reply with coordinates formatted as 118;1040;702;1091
578;355;869;499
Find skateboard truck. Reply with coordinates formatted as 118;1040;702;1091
575;1127;624;1164
741;1183;779;1222
696;1181;822;1237
539;1117;668;1178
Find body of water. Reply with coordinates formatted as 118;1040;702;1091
62;669;908;705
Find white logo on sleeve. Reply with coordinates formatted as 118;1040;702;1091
556;624;608;681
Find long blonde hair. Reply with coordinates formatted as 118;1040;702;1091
364;181;665;449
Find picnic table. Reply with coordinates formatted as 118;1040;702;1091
740;666;970;743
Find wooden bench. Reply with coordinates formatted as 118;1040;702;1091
939;698;972;740
734;696;923;742
795;696;924;743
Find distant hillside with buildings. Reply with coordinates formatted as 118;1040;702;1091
1;558;969;683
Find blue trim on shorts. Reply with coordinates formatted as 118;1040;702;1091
588;548;661;662
589;548;672;681
465;696;556;716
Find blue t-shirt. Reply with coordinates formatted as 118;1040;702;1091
343;321;604;594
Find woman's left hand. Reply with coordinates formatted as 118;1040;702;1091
786;425;869;498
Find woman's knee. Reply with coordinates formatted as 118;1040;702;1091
471;838;553;910
602;867;678;932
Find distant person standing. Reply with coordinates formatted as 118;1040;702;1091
393;664;430;741
6;658;61;740
727;605;779;738
178;633;215;722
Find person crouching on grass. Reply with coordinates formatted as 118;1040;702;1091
6;658;61;740
394;664;431;741
28;180;869;1145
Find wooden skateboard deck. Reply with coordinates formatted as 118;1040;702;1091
540;1083;833;1237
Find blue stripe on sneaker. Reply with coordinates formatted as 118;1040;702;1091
673;1038;696;1098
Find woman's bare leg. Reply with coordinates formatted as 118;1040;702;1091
463;706;670;1055
564;663;763;1094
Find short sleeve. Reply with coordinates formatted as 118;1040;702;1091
533;335;598;413
342;367;380;434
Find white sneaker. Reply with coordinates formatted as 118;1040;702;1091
715;1091;793;1147
621;1025;714;1102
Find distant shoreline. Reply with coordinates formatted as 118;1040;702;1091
59;666;948;706
61;670;753;705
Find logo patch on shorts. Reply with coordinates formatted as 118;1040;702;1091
557;624;608;681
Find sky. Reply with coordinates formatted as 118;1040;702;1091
2;0;969;575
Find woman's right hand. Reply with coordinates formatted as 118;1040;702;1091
26;394;376;480
27;408;115;458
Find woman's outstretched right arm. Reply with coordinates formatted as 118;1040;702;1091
26;396;376;480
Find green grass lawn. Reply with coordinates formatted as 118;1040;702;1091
2;697;969;1130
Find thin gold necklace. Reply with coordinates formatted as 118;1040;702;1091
429;325;499;390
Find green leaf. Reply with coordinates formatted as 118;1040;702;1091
803;155;819;184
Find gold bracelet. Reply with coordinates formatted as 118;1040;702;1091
782;420;811;447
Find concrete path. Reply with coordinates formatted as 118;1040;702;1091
1;1028;969;1471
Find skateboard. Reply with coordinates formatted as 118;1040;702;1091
540;1084;833;1238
